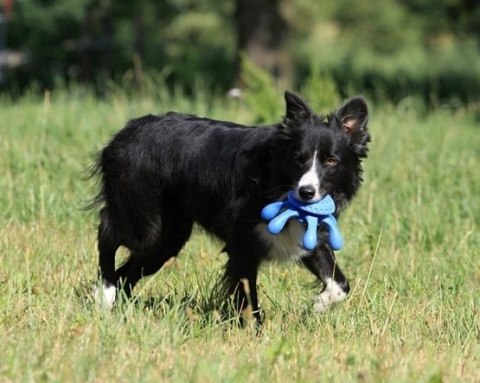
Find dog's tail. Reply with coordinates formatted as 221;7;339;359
83;150;106;211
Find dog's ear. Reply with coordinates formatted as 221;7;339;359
283;91;312;127
336;96;368;133
335;96;370;157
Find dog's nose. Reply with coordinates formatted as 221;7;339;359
298;185;316;201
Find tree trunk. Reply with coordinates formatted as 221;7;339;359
235;0;291;86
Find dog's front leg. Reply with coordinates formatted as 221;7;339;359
301;244;350;312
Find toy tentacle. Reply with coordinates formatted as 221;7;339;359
267;209;299;234
304;215;319;250
261;201;288;221
321;216;344;250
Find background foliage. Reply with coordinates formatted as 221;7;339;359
3;0;480;103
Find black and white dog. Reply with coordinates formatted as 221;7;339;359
91;91;370;321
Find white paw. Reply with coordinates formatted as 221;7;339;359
93;283;116;309
314;294;331;312
313;278;347;313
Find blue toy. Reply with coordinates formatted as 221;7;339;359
261;192;343;251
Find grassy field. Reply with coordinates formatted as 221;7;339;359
0;89;479;382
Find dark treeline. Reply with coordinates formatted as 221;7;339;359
1;0;480;103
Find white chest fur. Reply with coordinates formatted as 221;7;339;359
255;220;310;262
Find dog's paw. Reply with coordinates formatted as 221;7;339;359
313;295;330;313
313;278;348;313
92;283;116;309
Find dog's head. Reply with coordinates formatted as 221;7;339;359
276;91;370;209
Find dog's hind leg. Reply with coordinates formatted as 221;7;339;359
222;232;264;324
94;208;120;309
224;254;262;325
115;216;193;298
301;244;350;312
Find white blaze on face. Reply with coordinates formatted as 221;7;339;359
296;150;322;202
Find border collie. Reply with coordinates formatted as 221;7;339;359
91;91;370;322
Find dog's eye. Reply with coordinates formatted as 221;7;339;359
323;157;338;167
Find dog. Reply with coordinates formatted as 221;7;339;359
91;91;370;322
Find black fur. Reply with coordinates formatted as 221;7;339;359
90;91;370;322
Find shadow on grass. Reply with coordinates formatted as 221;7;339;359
73;279;262;333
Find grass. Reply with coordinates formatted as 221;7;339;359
0;89;479;382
